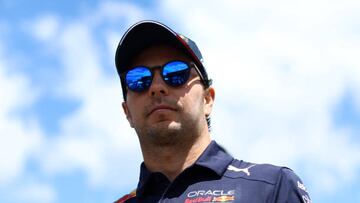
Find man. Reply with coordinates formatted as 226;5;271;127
114;20;311;203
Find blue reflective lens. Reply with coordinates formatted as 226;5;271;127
163;61;190;86
126;67;152;92
125;61;191;92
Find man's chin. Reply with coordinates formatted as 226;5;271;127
152;120;180;129
145;122;182;146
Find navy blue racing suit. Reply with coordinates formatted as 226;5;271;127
115;141;311;203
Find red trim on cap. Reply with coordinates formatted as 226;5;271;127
175;35;202;66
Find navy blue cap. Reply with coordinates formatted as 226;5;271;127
115;20;211;99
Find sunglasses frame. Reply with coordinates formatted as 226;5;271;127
121;60;207;92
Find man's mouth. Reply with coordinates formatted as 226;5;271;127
147;105;177;116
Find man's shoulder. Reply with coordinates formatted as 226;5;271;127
224;159;296;185
224;159;311;202
114;189;136;203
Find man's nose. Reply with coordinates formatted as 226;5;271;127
148;70;169;97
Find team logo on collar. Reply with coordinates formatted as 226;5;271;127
185;190;235;203
227;164;256;176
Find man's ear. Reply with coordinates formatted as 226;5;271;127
204;87;215;117
122;101;134;128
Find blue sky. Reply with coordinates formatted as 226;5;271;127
1;0;360;202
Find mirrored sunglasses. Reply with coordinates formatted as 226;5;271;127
124;60;201;92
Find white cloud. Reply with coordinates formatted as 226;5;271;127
161;0;360;196
49;23;142;188
30;15;60;42
29;2;145;190
0;21;56;203
12;181;56;203
0;37;44;185
89;1;145;25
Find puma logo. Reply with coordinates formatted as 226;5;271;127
227;164;256;176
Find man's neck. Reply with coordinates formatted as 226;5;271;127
140;134;211;182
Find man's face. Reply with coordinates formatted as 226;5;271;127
122;44;214;146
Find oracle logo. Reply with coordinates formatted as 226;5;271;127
187;190;235;198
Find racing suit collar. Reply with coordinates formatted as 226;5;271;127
195;140;234;176
136;141;234;199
